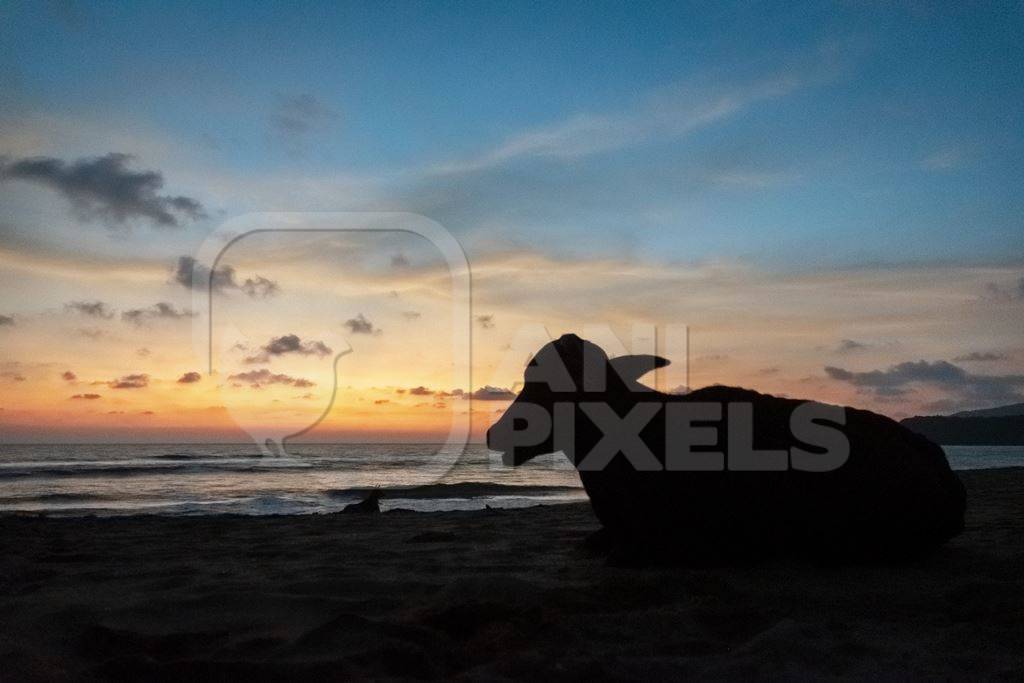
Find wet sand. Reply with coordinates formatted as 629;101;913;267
1;468;1021;680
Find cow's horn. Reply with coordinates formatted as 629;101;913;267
609;354;670;382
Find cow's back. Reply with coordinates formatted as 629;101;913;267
574;386;965;559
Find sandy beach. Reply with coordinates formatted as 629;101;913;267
1;467;1021;680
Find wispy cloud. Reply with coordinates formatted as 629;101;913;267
708;170;799;189
919;147;962;171
835;339;869;353
228;368;315;388
432;48;840;175
270;93;339;153
121;302;194;326
953;351;1007;362
65;300;114;319
980;277;1024;303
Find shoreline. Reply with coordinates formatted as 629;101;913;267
1;468;1021;679
1;444;1020;518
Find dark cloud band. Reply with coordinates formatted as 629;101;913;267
0;153;205;227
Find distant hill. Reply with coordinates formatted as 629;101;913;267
953;402;1024;418
901;414;1024;445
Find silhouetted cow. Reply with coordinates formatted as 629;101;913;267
488;334;965;561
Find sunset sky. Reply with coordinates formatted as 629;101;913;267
1;1;1023;443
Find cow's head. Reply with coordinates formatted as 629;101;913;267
486;334;668;466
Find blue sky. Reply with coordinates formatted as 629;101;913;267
2;1;1024;436
2;0;1022;269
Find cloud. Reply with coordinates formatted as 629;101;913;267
270;93;339;146
244;334;332;363
980;277;1024;303
374;399;390;405
121;302;194;325
836;339;869;353
432;49;839;175
982;282;1011;302
228;368;315;388
401;311;421;321
65;300;114;319
468;385;516;401
173;256;279;299
108;373;149;389
343;313;379;335
70;393;101;400
240;276;279;299
919;148;962;171
0;153;205;227
173;256;237;293
391;253;411;268
825;360;1024;404
953;352;1007;362
475;314;495;330
708;170;799;189
177;371;202;384
0;314;13;326
408;386;432;396
2;371;26;381
62;370;77;381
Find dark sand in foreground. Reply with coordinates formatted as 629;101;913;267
1;469;1021;680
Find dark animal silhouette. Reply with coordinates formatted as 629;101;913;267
342;489;381;514
487;334;966;561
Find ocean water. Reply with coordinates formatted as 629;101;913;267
941;445;1024;470
0;444;1020;517
0;444;585;517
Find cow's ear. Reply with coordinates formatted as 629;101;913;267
609;354;670;382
